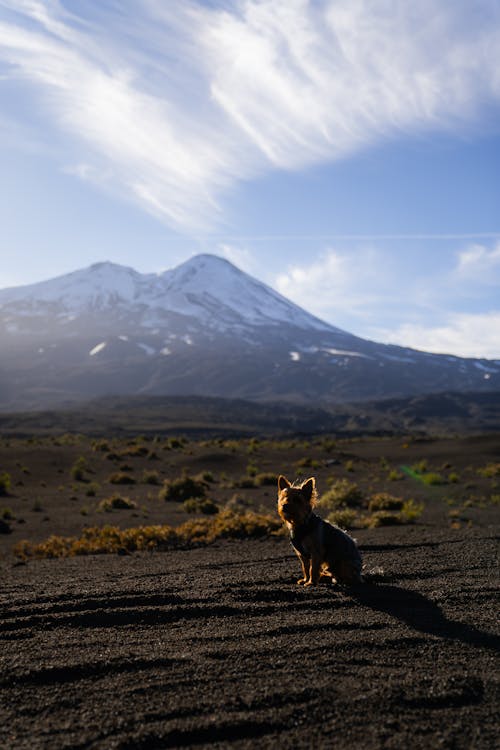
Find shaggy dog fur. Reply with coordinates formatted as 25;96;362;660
277;475;363;586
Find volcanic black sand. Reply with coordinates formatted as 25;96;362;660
0;433;499;748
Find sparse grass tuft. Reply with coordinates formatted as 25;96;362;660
164;437;186;450
477;463;500;478
387;469;404;481
421;472;446;486
70;456;89;482
296;457;320;469
196;470;216;483
0;472;11;496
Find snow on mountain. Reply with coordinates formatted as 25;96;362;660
0;261;154;312
0;255;332;332
158;255;332;331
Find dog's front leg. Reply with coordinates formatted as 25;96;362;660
304;554;321;587
296;553;309;584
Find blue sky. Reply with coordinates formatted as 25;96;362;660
1;0;499;358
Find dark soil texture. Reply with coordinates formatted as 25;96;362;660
1;526;498;749
0;433;499;748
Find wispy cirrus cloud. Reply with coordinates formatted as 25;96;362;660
1;1;500;230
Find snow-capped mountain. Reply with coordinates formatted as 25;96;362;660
0;254;499;411
0;255;331;332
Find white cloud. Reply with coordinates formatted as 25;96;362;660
276;250;348;303
273;244;500;359
0;1;500;229
455;241;500;282
381;313;500;359
275;248;387;321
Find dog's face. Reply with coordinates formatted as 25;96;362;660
277;475;316;526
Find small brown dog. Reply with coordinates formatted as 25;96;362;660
277;475;363;586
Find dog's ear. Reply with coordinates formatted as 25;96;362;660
278;475;291;491
300;477;316;503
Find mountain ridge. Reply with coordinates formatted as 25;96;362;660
0;254;332;332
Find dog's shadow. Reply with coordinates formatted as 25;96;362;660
350;582;499;653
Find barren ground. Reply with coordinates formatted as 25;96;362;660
0;434;499;748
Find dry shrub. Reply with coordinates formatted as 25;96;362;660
326;509;359;529
142;470;160;485
225;494;253;511
91;440;110;452
70;458;88;482
368;493;404;512
159;475;207;502
108;472;136;485
232;477;256;489
318;480;363;510
254;472;277;486
176;509;282;545
365;511;403;528
13;509;282;559
98;495;137;511
120;445;149;457
364;499;424;527
183;498;219;515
